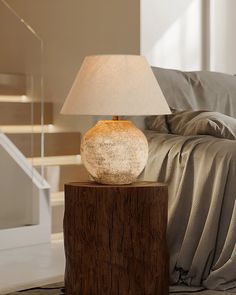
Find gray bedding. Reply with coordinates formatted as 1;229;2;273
143;131;236;291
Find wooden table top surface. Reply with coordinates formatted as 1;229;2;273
65;181;167;188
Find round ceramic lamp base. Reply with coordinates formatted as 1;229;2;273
81;120;148;185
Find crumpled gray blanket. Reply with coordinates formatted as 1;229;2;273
143;131;236;292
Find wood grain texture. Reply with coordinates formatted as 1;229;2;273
64;181;169;295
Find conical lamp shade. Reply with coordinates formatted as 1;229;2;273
61;55;170;116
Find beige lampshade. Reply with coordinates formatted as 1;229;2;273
61;55;170;116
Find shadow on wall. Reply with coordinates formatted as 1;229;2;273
141;0;203;70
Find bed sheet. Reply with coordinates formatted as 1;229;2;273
143;131;236;291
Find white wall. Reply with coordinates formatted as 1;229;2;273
141;0;205;70
210;0;236;74
141;0;236;75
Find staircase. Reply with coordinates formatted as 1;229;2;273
0;73;89;238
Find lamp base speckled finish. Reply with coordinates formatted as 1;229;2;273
81;120;148;185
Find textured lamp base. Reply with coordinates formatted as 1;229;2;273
81;120;148;185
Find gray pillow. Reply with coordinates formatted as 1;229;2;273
145;115;170;133
146;110;236;140
182;111;236;139
151;67;236;118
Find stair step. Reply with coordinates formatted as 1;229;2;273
0;95;30;102
0;73;26;95
51;202;64;234
0;125;57;134
33;158;87;235
51;192;64;234
39;163;89;193
51;192;64;206
30;155;82;166
0;101;53;125
51;232;64;241
6;132;81;157
32;155;89;193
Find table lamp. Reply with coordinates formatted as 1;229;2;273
61;55;170;185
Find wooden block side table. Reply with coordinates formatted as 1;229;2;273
63;181;169;295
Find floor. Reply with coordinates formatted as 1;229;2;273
6;283;236;295
175;292;236;294
0;240;65;295
169;285;236;294
5;283;64;295
171;292;235;295
0;241;235;295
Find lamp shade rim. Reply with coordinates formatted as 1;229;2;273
60;111;171;116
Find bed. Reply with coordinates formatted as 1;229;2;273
142;67;236;292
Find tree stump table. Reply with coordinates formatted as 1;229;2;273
63;181;169;295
